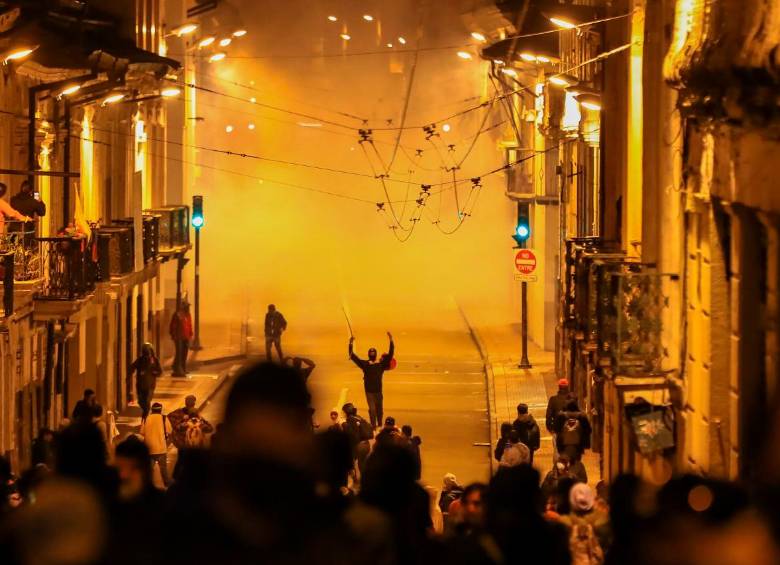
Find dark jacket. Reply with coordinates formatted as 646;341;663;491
545;390;576;432
349;341;394;393
10;191;45;219
513;414;541;451
554;410;592;451
130;355;162;392
264;310;287;338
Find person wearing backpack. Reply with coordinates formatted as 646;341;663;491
498;429;531;468
555;399;592;461
348;332;394;428
560;483;609;565
340;403;372;478
546;379;577;459
179;409;213;449
513;403;541;465
140;402;172;487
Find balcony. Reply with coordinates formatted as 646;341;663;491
36;236;96;301
96;225;134;278
0;223;43;283
146;206;189;251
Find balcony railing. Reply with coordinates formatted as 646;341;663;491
0;222;43;282
146;206;189;250
143;213;160;263
36;236;97;300
95;225;134;277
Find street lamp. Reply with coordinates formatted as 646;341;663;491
161;87;182;98
171;23;199;37
232;29;247;37
198;36;216;48
101;93;126;106
3;46;37;64
219;37;232;47
209;52;226;62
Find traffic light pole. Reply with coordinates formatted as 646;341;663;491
191;226;202;351
519;281;532;369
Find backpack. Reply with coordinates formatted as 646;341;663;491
561;413;583;446
568;517;604;565
184;419;205;448
380;353;397;370
358;417;374;441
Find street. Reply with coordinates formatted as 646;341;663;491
202;322;491;487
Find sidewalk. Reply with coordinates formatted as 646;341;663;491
115;368;231;437
472;323;601;485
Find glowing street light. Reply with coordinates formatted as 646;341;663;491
581;100;602;111
225;125;234;133
471;32;486;42
549;16;577;30
248;123;256;130
442;123;451;132
161;87;182;97
340;33;351;40
457;51;473;60
398;36;407;45
387;43;393;48
209;52;226;62
3;47;36;64
102;93;125;106
501;68;518;78
172;23;198;36
327;15;338;22
58;84;81;97
219;38;232;47
519;52;537;62
549;74;578;88
232;29;247;37
198;36;215;48
250;97;257;103
363;15;374;21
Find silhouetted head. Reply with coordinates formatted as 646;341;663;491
384;416;395;428
500;421;513;438
268;304;276;313
20;180;32;194
342;402;356;416
222;362;312;466
367;347;377;361
558;378;569;391
565;399;579;412
151;402;163;414
517;403;529;415
401;424;412;437
184;395;196;409
507;429;520;444
141;343;155;358
83;389;96;405
114;436;151;500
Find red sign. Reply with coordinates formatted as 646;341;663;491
514;249;537;275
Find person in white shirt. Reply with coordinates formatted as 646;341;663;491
140;402;172;487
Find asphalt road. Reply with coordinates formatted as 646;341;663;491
200;325;491;488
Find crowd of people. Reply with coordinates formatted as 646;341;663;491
1;362;780;565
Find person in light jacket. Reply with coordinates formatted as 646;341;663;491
140;402;172;487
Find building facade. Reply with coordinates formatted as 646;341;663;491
0;0;189;470
469;0;780;481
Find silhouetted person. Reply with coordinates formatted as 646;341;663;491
0;182;31;234
513;403;541;464
494;421;513;462
31;428;56;468
555;399;592;462
547;378;576;459
341;402;373;478
485;465;570;565
284;355;316;381
111;435;165;565
349;332;394;428
264;304;287;362
72;388;99;422
130;343;162;420
10;180;44;239
402;424;422;480
169;300;193;376
140;402;172;487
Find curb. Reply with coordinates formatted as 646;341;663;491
196;362;243;413
457;306;496;475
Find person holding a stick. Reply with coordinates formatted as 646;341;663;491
348;332;394;429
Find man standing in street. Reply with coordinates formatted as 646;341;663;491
169;300;193;377
546;378;575;460
140;402;172;487
264;304;287;362
349;332;394;429
513;403;541;465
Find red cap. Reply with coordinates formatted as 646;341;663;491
558;378;569;388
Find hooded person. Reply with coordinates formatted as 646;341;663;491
560;483;610;563
349;332;395;428
130;343;162;420
513;403;541;464
438;473;464;515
